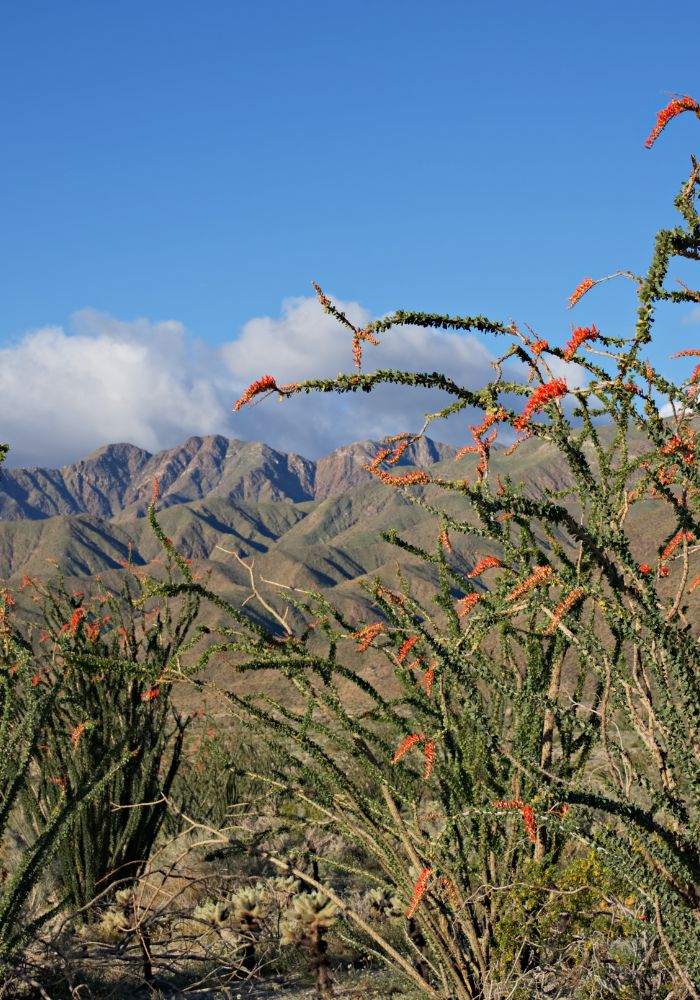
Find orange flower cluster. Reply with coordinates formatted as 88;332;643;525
352;623;384;652
567;277;595;309
59;607;86;639
374;586;405;608
468;556;503;578
233;375;278;411
406;867;433;918
392;731;435;780
352;326;381;370
424;740;435;780
455;408;507;481
382;435;412;466
438;876;458;906
456;593;480;617
311;281;331;310
526;338;549;357
141;687;159;702
364;464;431;488
661;529;694;564
564;325;600;362
543;586;585;635
392;731;424;764
514;378;568;432
71;721;86;751
660;429;696;466
423;663;436;697
398;636;419;663
644;96;700;149
492;799;537;843
506;565;554;602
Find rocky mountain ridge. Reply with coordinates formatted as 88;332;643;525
0;417;695;613
0;435;458;523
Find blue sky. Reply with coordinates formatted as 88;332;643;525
1;1;699;467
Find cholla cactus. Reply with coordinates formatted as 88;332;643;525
268;875;301;898
193;899;231;927
280;892;338;998
81;905;131;943
114;887;135;909
230;885;269;927
230;885;270;973
364;886;403;920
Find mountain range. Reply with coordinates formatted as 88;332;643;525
0;418;695;654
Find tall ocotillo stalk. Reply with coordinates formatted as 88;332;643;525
0;445;131;968
144;98;700;994
18;481;201;915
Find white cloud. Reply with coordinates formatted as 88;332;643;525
681;306;700;326
0;297;597;469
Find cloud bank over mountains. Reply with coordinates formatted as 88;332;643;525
2;295;593;469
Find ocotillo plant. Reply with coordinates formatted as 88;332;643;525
18;513;200;915
0;448;130;968
141;97;700;995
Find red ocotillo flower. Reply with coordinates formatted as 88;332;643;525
567;277;595;309
85;621;100;642
60;607;85;638
468;556;503;578
514;378;568;432
439;529;452;553
661;529;694;563
384;436;412;466
233;375;278;411
71;721;87;752
351;326;381;370
397;636;419;663
645;96;700;149
406;867;433;918
492;799;537;843
456;593;480;617
141;687;159;702
564;325;600;361
506;565;554;602
543;586;585;635
423;663;436;697
424;740;435;780
392;732;424;764
364;464;431;488
521;803;537;843
352;623;384;652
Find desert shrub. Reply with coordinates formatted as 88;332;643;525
16;526;200;916
136;97;700;997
